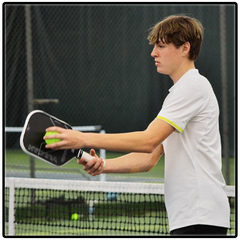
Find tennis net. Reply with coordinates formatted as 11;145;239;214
5;177;235;236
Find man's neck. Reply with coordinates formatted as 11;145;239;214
170;61;196;84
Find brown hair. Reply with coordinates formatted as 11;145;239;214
148;15;204;61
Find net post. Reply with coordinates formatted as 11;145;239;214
8;178;15;236
99;129;106;182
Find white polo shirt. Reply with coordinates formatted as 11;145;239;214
157;69;230;231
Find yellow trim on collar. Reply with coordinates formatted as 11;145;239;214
156;116;183;133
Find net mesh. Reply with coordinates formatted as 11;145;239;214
5;178;235;236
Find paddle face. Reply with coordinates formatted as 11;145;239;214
20;110;80;166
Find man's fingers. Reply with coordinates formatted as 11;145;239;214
90;149;99;158
45;126;66;133
77;158;88;165
85;158;103;175
84;157;102;170
77;151;104;176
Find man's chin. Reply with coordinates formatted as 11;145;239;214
157;68;167;75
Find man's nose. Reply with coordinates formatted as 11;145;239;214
151;45;157;57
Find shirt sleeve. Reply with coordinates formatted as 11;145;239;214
157;80;205;133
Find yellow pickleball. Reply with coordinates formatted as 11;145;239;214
71;213;80;221
44;131;61;145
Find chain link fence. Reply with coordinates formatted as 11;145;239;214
4;3;236;184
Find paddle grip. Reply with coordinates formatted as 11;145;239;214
76;149;95;162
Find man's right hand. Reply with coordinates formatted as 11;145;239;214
77;149;105;176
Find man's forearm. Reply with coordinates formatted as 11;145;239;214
102;144;164;174
82;119;174;153
83;131;155;153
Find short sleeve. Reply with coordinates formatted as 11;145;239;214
157;80;205;133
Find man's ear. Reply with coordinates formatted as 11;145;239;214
182;42;191;57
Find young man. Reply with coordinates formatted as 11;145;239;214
44;15;230;235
